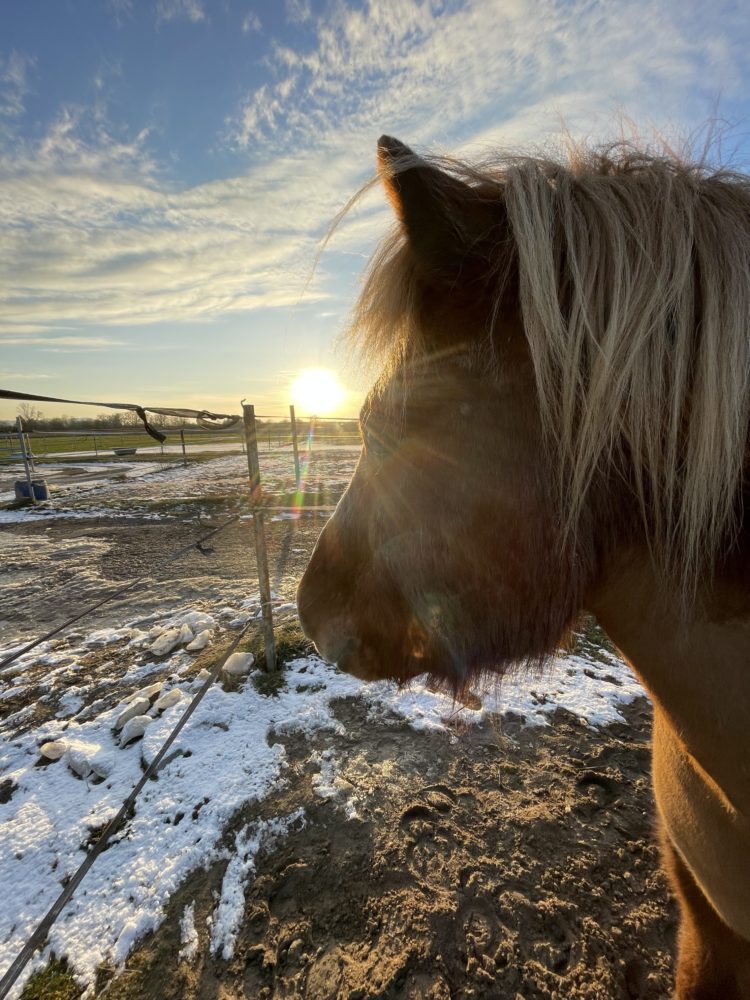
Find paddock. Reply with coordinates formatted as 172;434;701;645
0;427;675;999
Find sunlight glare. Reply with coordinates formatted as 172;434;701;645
291;368;346;415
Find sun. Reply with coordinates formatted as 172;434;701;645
291;368;346;416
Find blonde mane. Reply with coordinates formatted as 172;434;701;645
349;140;750;594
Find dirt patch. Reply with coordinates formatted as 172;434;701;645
83;695;675;1000
0;514;328;645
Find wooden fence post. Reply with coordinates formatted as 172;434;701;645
16;417;36;504
289;404;301;490
243;403;277;672
24;432;36;473
180;428;187;466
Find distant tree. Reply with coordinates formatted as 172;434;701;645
17;403;44;429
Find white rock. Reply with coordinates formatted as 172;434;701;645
180;611;215;631
90;749;114;779
114;697;150;731
150;628;182;656
154;688;184;712
39;740;67;761
177;623;194;645
186;629;211;652
140;681;163;702
223;652;254;676
67;747;93;779
120;715;152;746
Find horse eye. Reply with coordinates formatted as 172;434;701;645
363;423;397;459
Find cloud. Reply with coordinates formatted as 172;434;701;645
229;0;747;155
0;371;56;380
0;51;34;121
0;337;126;350
1;0;748;353
242;11;262;33
0;102;353;342
156;0;207;25
107;0;133;27
285;0;312;24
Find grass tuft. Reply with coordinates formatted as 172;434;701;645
20;959;81;1000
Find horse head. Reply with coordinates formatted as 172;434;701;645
297;137;594;694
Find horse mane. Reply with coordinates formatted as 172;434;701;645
348;138;750;596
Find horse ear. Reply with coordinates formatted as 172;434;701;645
377;135;496;282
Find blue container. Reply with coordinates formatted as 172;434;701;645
14;479;50;502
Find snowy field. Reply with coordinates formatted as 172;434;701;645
0;449;646;997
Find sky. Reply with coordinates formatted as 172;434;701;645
1;0;748;420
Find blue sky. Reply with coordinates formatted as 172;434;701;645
1;0;749;419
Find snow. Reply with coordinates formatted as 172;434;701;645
209;811;305;961
0;445;358;523
0;450;649;997
178;903;199;963
0;602;646;998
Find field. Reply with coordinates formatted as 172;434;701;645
0;418;359;462
0;443;676;999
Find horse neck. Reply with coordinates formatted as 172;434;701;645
587;545;750;814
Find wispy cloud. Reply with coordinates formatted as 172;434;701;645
1;0;747;354
242;11;262;34
285;0;312;25
0;51;34;121
107;0;133;28
229;0;746;154
156;0;207;25
0;337;125;346
0;102;346;341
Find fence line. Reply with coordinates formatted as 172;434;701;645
0;398;292;993
0;515;242;673
242;403;276;672
0;618;256;1000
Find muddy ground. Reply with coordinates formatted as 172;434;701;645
4;508;677;999
25;698;675;1000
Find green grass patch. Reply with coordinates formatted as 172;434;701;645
0;430;241;460
190;620;314;697
252;669;287;697
241;620;315;696
20;959;81;1000
253;620;315;671
571;614;617;662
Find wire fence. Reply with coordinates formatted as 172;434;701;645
0;397;359;997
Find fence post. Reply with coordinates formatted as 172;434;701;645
289;404;301;490
16;417;36;504
180;428;187;466
242;403;277;673
93;434;98;457
24;432;36;473
308;415;316;455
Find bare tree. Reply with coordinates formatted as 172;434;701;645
119;410;141;428
17;403;43;428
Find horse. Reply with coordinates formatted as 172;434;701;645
296;133;750;998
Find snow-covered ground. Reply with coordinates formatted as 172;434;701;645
0;602;643;998
0;444;357;521
0;449;647;997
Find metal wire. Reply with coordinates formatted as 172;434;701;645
0;515;242;673
0;617;257;1000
